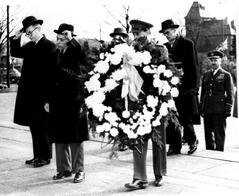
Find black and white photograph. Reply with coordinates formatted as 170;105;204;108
0;0;239;195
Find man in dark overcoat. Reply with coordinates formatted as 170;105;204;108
50;23;90;183
10;16;56;167
200;50;234;151
159;19;200;154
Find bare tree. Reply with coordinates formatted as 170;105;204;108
0;5;20;55
103;4;130;33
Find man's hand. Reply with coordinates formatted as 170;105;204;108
44;103;50;113
13;30;23;40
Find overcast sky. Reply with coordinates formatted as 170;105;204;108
2;0;238;42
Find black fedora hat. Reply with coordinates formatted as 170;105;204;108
159;19;179;33
130;19;153;33
20;16;43;32
54;23;77;37
110;27;128;37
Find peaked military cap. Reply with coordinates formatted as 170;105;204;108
130;19;153;33
207;50;224;59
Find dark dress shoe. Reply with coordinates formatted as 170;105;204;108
73;171;85;183
154;178;164;187
33;159;50;168
53;171;72;180
118;144;128;151
188;140;199;154
167;148;181;155
125;179;148;190
25;158;38;165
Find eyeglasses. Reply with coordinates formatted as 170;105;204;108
163;30;171;36
25;27;38;37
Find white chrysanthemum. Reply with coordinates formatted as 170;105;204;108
94;60;109;74
141;51;151;64
159;102;168;116
92;90;106;104
157;64;166;73
143;65;153;74
99;53;105;60
85;77;101;92
105;79;119;92
110;53;122;65
152;119;161;127
102;122;112;131
111;69;126;81
147;95;158;108
119;123;131;134
167;99;176;109
163;69;173;78
110;128;119;137
162;81;171;95
128;52;143;65
171;76;180;85
153;78;164;88
127;131;138;139
104;112;119;126
171;87;179;97
122;110;130;118
96;125;105;133
92;104;108;118
137;126;147;136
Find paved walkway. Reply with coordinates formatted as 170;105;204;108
1;88;239;195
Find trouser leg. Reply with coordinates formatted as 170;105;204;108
29;125;38;159
212;114;226;151
55;143;71;172
29;122;52;160
166;119;182;151
133;139;148;181
182;122;197;145
203;114;215;150
70;142;84;173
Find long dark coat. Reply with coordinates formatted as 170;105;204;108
165;36;200;124
10;36;56;126
50;38;89;143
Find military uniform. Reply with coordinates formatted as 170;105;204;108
200;51;234;151
125;19;166;190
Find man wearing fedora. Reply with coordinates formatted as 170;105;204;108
50;23;90;183
10;16;56;167
124;19;167;190
200;50;234;151
109;27;128;46
159;19;200;155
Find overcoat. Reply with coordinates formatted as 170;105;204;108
164;36;200;124
50;38;90;143
10;36;56;126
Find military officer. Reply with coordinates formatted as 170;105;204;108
124;19;167;190
200;50;234;151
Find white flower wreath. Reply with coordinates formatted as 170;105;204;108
85;43;180;146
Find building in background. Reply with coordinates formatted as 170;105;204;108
185;1;235;58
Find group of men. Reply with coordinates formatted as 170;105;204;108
10;16;90;183
10;15;234;190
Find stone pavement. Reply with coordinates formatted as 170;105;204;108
1;88;239;195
